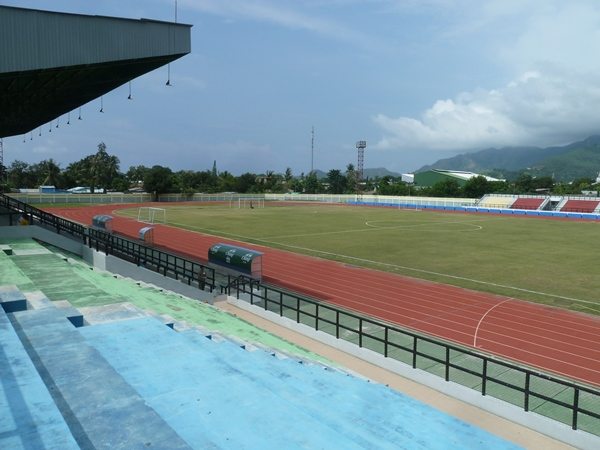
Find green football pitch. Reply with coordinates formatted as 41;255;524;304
114;202;600;315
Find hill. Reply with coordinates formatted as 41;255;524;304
362;168;402;179
311;168;402;180
416;135;600;182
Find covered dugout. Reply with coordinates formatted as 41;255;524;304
92;214;113;233
208;243;263;280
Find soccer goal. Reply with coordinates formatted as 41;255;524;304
398;204;420;211
137;207;167;224
237;198;265;209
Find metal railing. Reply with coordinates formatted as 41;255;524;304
0;193;87;237
224;276;600;437
86;228;215;292
0;193;215;291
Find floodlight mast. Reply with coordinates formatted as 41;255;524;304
356;140;366;202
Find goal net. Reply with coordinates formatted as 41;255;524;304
237;198;265;209
398;204;420;211
138;207;167;224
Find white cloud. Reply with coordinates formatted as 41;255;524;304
373;1;600;153
373;65;600;151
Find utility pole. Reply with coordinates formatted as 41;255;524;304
311;126;314;175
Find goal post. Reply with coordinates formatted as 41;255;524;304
137;207;167;224
398;203;420;211
237;198;265;209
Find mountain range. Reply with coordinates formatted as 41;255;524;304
415;135;600;182
312;135;600;183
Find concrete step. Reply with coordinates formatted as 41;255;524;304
8;306;192;449
0;307;79;450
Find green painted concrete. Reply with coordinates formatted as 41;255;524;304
0;238;332;364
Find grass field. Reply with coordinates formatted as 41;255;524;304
112;202;600;315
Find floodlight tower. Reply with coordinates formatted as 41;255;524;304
356;140;366;201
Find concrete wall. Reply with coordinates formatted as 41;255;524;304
0;225;214;304
0;225;83;256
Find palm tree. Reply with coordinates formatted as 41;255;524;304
41;159;62;187
105;155;121;189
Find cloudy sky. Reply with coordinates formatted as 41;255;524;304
3;0;600;176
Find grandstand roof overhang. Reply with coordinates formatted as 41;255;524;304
0;6;192;138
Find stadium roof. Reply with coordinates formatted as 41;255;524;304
428;169;503;182
0;6;192;138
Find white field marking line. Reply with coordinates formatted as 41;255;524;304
264;217;493;240
252;239;600;306
164;219;598;306
365;221;482;232
474;298;514;348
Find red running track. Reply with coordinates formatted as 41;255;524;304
47;203;600;387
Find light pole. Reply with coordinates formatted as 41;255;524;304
356;141;366;202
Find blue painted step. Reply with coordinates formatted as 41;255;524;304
8;307;192;450
82;316;520;450
0;307;79;450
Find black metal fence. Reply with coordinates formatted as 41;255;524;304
0;193;87;236
0;193;215;290
86;228;215;291
224;275;600;437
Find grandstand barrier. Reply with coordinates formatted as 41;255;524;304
222;275;600;440
0;194;218;293
87;228;216;293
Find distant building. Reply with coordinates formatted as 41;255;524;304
413;169;502;188
401;174;414;184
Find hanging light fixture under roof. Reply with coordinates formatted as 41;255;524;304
166;64;172;86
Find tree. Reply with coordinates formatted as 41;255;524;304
143;165;175;200
7;160;32;188
40;158;63;188
345;163;357;194
217;171;236;192
514;173;533;194
326;169;347;194
304;173;320;194
105;155;121;189
283;167;293;192
236;172;258;193
126;165;149;187
463;175;489;198
430;179;461;197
